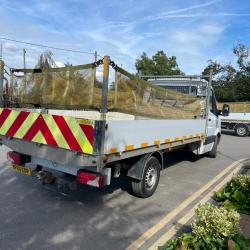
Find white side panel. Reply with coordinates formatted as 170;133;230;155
105;119;206;154
221;113;250;121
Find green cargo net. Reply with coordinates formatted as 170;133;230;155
107;66;205;119
10;63;102;110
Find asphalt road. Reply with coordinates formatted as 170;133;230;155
0;131;249;250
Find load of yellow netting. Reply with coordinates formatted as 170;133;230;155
10;62;204;119
11;63;102;109
107;67;203;119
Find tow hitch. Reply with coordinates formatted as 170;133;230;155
37;171;55;184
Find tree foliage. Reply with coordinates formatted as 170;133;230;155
202;43;250;102
135;50;184;76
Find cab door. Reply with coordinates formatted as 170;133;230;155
206;89;219;138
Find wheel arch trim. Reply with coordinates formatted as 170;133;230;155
127;151;163;180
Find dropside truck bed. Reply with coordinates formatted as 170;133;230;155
0;107;206;194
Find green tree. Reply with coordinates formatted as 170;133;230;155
233;43;249;75
135;50;184;76
202;43;250;102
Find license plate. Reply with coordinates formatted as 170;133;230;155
12;164;33;176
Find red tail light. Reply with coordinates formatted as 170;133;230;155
76;171;105;188
7;151;22;165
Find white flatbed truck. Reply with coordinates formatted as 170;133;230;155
0;57;229;198
221;112;250;137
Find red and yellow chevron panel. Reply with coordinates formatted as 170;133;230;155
0;108;94;154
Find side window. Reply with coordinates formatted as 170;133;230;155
209;90;218;115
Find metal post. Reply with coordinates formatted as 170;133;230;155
94;50;98;62
114;70;119;106
10;70;13;101
97;55;109;173
22;48;27;100
89;51;97;105
205;69;213;136
0;59;4;107
62;68;70;100
101;55;109;118
23;48;26;69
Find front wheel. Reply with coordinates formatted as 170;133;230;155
207;136;218;158
131;156;161;198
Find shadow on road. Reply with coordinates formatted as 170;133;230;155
0;146;219;250
222;129;250;137
163;150;200;170
0;162;163;250
221;129;237;137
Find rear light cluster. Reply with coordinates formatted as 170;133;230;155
76;171;105;188
7;151;22;165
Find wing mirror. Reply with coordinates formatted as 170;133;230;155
221;104;230;116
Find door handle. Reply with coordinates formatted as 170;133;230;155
208;118;211;121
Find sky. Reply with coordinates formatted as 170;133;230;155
0;0;249;74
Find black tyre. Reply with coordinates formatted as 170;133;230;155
234;124;249;137
131;156;161;198
207;136;218;158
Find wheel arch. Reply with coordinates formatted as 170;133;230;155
233;122;250;129
126;151;163;180
150;151;164;170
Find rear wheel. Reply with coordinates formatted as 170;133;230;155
234;124;249;137
131;156;161;198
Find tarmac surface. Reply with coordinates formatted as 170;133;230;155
0;130;249;250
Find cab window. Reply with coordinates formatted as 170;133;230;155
209;90;218;115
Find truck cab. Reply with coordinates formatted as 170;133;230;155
144;75;223;157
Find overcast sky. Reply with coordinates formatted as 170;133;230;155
0;0;249;74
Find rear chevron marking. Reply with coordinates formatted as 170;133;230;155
43;114;70;150
14;112;40;139
79;124;94;145
23;115;58;147
52;115;82;152
0;108;94;154
6;111;30;137
64;116;92;154
32;130;47;144
0;109;19;134
0;108;12;127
